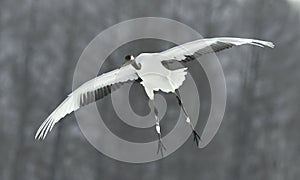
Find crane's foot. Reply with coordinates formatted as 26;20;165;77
157;136;167;157
192;130;201;147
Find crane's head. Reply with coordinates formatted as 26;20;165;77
122;54;135;66
124;54;135;62
122;54;141;70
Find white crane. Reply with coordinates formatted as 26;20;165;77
35;37;274;155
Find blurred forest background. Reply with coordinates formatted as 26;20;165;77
1;0;300;179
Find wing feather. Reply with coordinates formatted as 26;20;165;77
160;37;274;62
35;64;138;140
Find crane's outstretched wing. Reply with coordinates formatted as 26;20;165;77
35;64;138;140
160;37;274;62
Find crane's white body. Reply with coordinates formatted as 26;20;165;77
136;53;187;100
35;37;274;140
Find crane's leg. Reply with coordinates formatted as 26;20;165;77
151;100;166;157
175;90;201;147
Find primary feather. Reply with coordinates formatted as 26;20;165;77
160;37;274;62
35;64;138;140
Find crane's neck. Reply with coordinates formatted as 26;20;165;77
131;60;141;70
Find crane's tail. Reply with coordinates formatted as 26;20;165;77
168;68;188;91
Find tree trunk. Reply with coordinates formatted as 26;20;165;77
10;1;38;179
47;1;79;180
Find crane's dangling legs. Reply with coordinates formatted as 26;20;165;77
151;100;166;157
175;90;201;147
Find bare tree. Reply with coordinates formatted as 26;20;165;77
9;1;39;180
